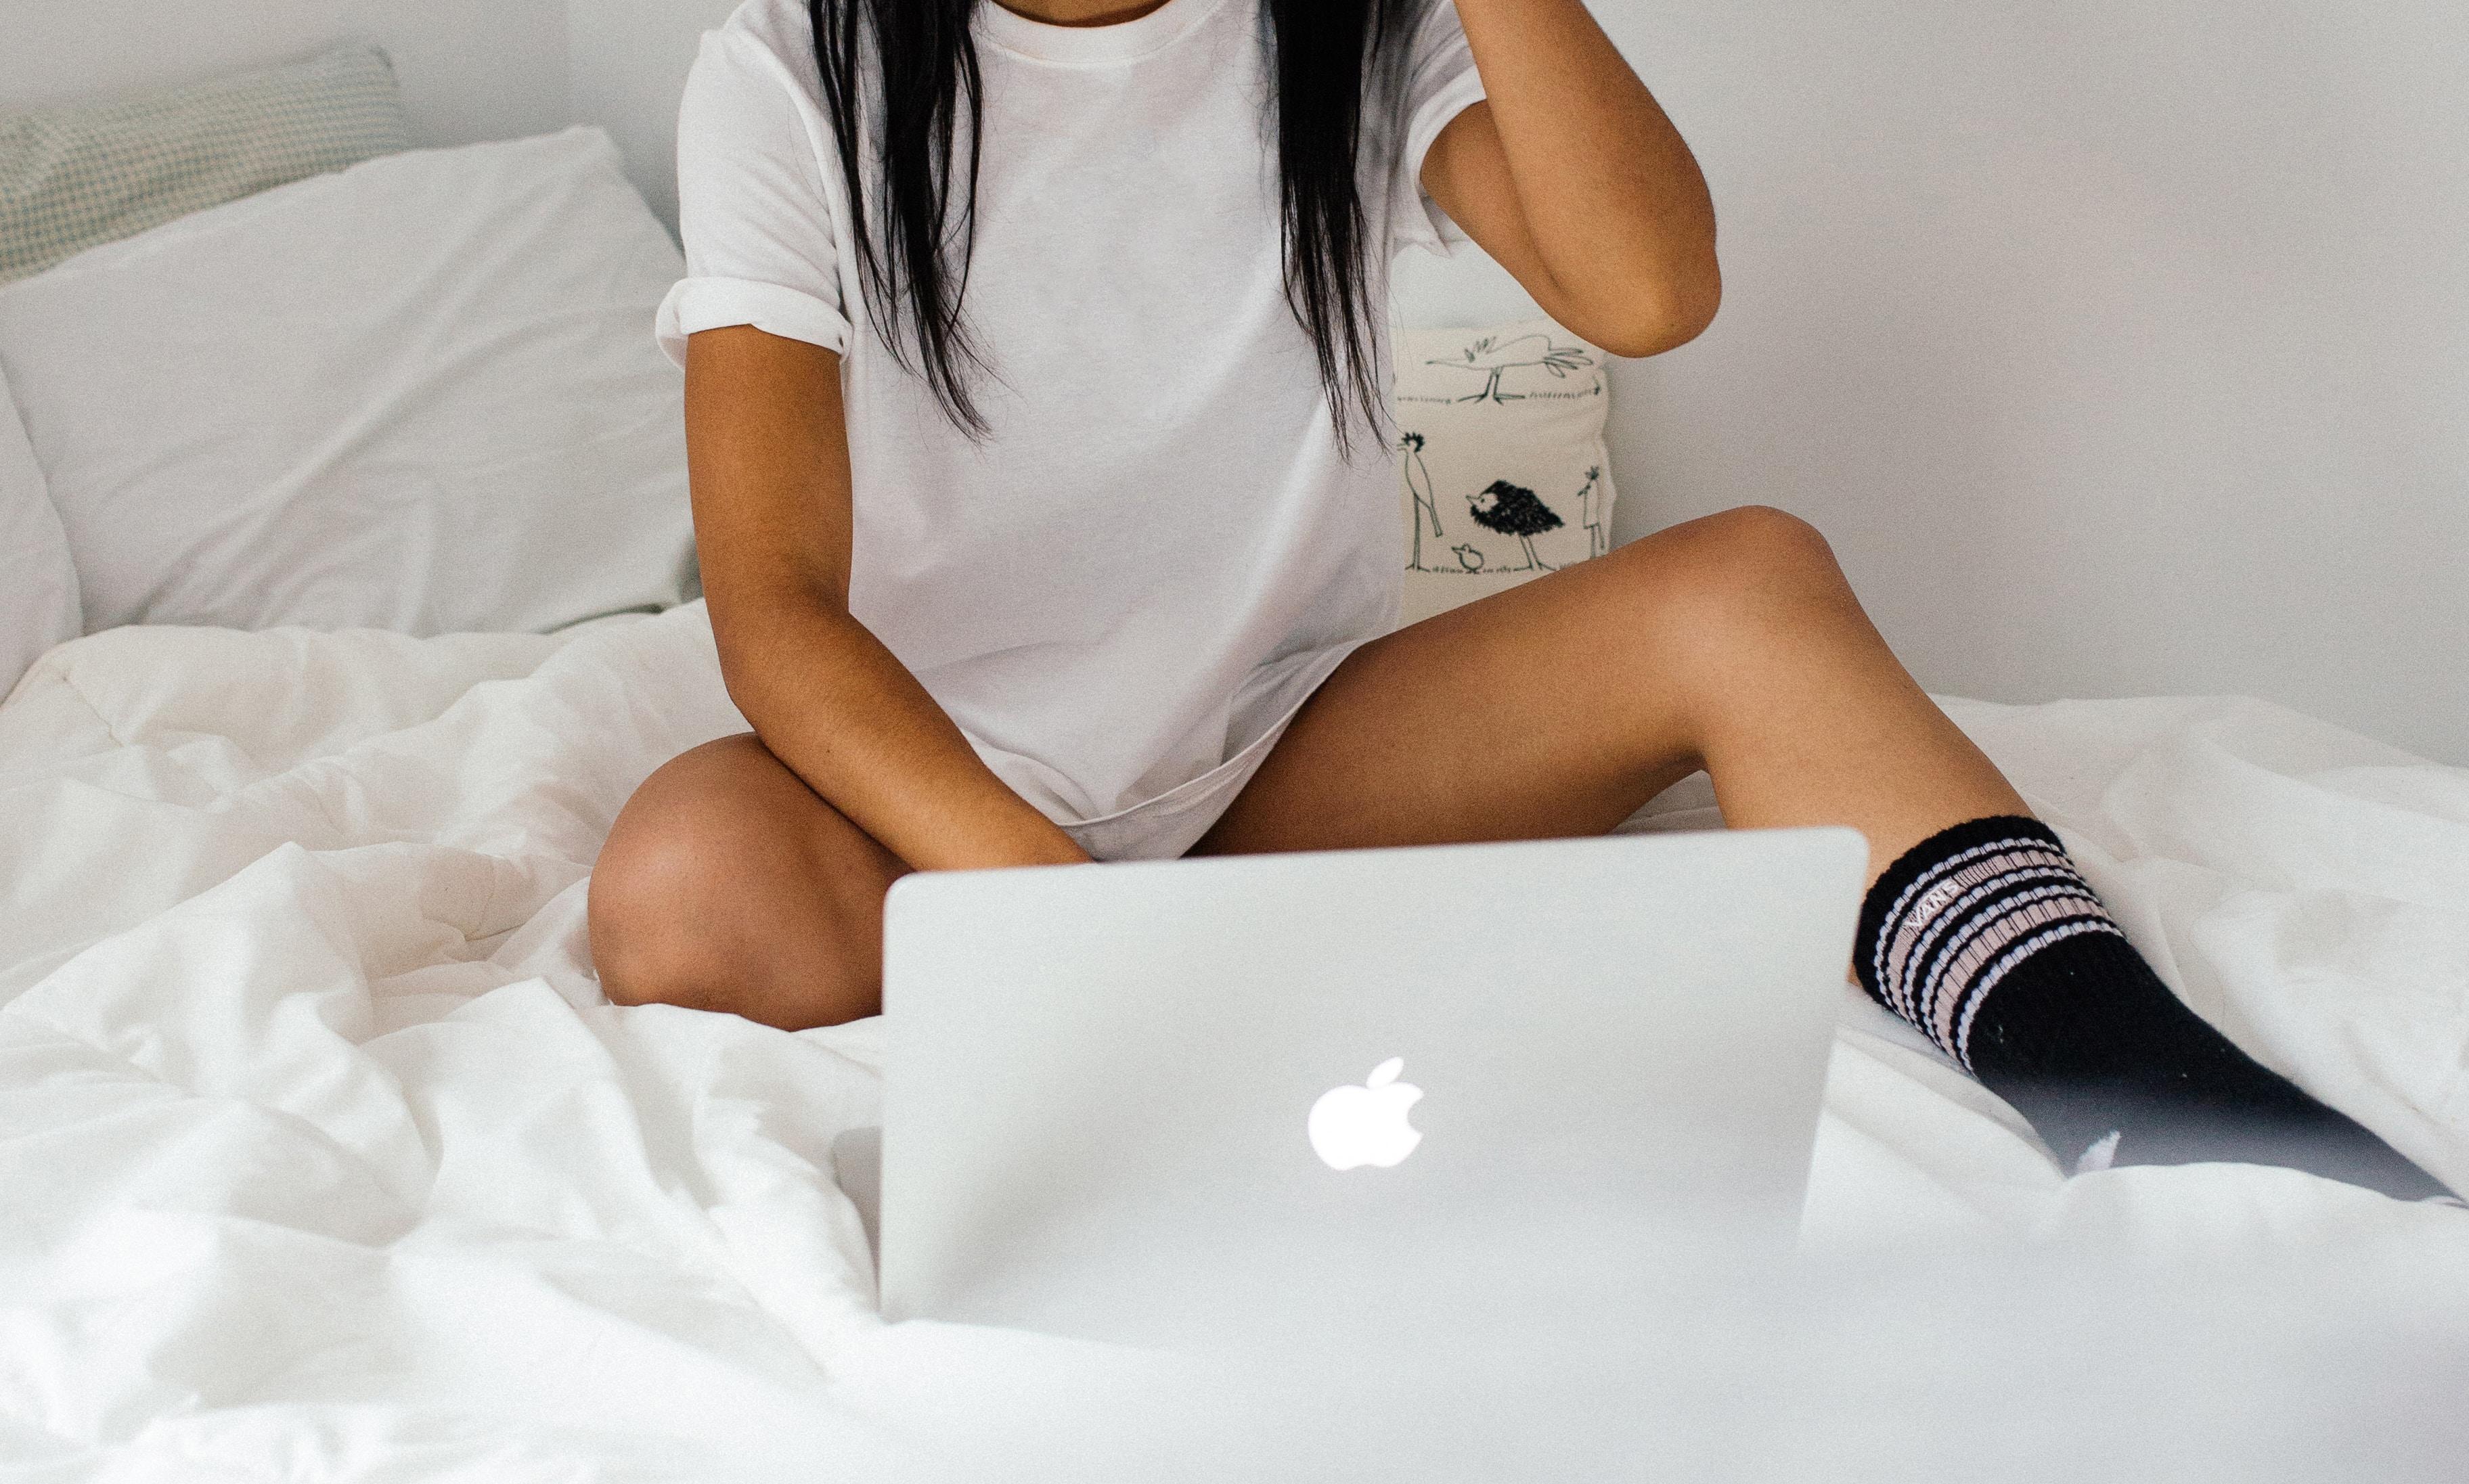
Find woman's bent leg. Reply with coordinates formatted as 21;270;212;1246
588;733;909;1030
1199;505;2449;1199
1196;503;2024;874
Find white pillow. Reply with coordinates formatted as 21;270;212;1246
0;361;81;698
1392;319;1618;627
0;127;695;636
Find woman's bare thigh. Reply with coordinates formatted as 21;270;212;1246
1193;539;1706;856
1193;506;2025;874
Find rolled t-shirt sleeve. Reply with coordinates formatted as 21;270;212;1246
1389;0;1488;255
656;26;853;365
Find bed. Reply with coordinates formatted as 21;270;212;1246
3;603;2466;1477
4;23;2466;1484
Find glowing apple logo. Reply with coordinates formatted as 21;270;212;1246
1307;1058;1424;1171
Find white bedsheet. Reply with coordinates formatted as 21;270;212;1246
2;604;2464;1478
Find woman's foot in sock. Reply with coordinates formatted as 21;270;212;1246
1856;815;2454;1202
1961;932;2453;1200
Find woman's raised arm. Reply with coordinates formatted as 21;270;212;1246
1418;0;1722;358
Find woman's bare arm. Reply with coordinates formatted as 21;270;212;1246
684;325;1089;870
1418;0;1720;357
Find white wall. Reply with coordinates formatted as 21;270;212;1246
1406;0;2468;763
0;0;570;148
568;0;741;232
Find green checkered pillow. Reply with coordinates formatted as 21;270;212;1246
0;45;412;285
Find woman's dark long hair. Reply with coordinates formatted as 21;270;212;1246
809;0;1418;449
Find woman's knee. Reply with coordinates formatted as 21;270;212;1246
1661;504;1838;585
587;735;892;1027
590;744;761;1008
1614;505;1847;629
1589;504;1869;697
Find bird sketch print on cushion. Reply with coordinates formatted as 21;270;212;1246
1405;332;1600;405
1400;430;1446;572
1390;318;1619;625
1576;464;1609;560
1469;479;1564;571
1399;432;1599;577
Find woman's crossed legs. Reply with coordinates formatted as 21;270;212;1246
590;505;2018;1028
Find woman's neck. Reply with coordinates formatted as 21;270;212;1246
988;0;1176;28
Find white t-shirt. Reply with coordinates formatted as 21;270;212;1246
659;0;1485;858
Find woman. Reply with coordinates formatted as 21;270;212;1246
589;0;2445;1199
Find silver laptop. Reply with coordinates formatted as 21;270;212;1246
876;828;1867;1353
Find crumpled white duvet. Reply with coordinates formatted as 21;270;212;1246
2;602;2464;1478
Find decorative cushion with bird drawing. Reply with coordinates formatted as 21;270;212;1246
1390;318;1617;627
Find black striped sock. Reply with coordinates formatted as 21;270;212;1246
1854;816;2452;1201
